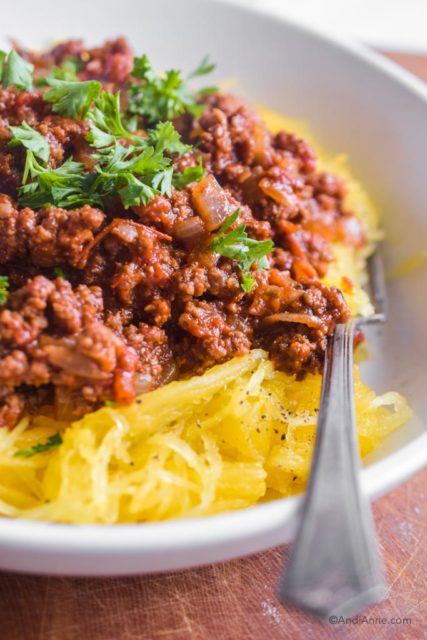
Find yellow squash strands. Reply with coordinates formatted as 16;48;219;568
0;109;412;524
0;351;411;523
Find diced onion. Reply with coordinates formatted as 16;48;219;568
134;372;154;394
113;222;139;243
259;176;298;207
262;312;323;329
42;338;111;380
134;361;176;395
159;360;177;385
253;120;272;165
191;174;231;231
174;217;206;247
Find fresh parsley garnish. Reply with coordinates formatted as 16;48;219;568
172;157;205;190
105;400;119;408
11;55;206;209
127;54;216;124
19;152;93;209
209;209;273;292
52;57;81;81
9;121;50;163
148;121;189;155
43;78;102;119
86;91;133;147
14;432;63;458
45;57;82;82
0;51;5;78
0;275;9;304
88;117;193;206
0;49;34;91
241;272;256;293
187;55;216;79
17;118;201;209
53;266;67;279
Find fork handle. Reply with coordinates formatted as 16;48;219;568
278;322;388;618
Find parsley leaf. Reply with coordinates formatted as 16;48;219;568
241;272;256;293
49;57;82;82
18;133;184;210
209;209;273;292
87;91;132;147
118;174;156;208
14;432;63;458
122;146;170;178
95;142;171;205
149;121;189;155
0;275;9;305
53;267;67;279
16;76;204;209
172;157;205;189
0;51;6;78
1;49;34;91
86;115;195;206
188;55;216;79
105;400;119;408
43;78;102;119
9;121;50;163
216;208;239;233
37;57;83;86
127;53;215;124
18;151;98;209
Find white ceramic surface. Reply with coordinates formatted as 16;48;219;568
0;0;426;576
231;0;427;52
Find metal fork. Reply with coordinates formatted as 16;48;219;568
278;247;388;618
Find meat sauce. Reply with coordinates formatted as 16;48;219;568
0;38;365;427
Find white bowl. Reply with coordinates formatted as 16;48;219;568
0;0;426;576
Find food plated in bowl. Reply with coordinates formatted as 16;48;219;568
0;36;411;522
0;0;426;575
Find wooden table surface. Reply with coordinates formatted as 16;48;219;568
0;52;426;640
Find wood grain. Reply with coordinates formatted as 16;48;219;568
0;51;426;640
380;50;427;83
0;469;425;640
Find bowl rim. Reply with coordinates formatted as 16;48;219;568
0;0;426;556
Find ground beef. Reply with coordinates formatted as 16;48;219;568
0;197;105;268
0;87;49;127
0;38;367;427
176;300;252;372
123;323;175;391
0;275;140;425
20;37;134;90
0;393;25;429
187;93;365;250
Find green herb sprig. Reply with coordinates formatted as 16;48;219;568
4;51;208;210
127;54;216;124
105;400;119;408
53;267;67;279
19;153;94;209
37;56;82;84
209;210;273;292
43;78;102;119
14;432;63;458
17;84;204;209
9;121;50;163
0;49;33;91
0;275;9;305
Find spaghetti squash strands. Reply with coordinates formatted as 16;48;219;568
0;351;411;523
